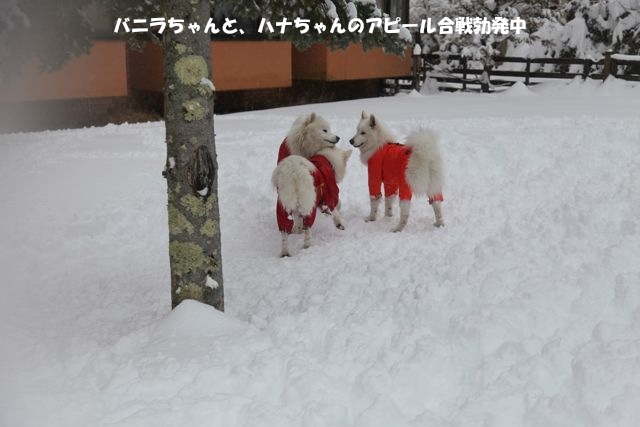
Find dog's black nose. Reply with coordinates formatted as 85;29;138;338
349;138;354;145
335;136;340;143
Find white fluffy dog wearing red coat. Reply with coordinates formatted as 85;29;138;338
278;112;341;161
272;147;352;257
349;111;444;232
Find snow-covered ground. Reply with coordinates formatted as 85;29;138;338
1;79;640;427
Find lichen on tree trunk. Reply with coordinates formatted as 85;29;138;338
163;0;223;311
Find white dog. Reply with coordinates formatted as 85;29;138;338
349;111;444;232
273;147;352;257
278;112;341;161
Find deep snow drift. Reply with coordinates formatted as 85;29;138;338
1;79;640;427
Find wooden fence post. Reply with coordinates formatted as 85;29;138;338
603;50;614;80
582;59;592;80
462;57;468;91
525;58;531;85
481;65;491;93
412;43;422;91
611;53;617;78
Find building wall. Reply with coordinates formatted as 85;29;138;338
292;44;328;80
128;41;293;92
1;39;410;132
212;41;292;91
293;43;412;81
0;41;128;103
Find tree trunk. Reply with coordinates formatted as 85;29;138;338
163;0;223;310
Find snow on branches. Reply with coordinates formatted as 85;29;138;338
411;0;640;64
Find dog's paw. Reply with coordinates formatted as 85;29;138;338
390;225;405;233
434;220;445;228
336;223;345;230
280;251;290;258
365;216;376;222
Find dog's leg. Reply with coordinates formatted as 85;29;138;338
385;194;396;217
391;200;411;232
332;208;345;230
432;201;444;227
280;232;290;257
303;228;311;249
292;213;303;234
365;195;381;222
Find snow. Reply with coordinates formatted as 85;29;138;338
354;0;376;5
410;0;640;66
561;16;592;59
1;82;640;427
0;1;30;84
500;81;534;96
399;25;413;43
346;2;358;20
206;275;219;289
0;1;30;30
200;77;215;92
611;53;640;62
325;0;339;20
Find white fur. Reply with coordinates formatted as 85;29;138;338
272;155;317;216
273;147;352;256
391;200;411;232
384;194;396;217
350;111;445;231
350;111;396;164
405;128;444;198
365;195;381;222
285;112;340;159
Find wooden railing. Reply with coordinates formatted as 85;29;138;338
404;49;640;93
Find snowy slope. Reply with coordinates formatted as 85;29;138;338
1;80;640;427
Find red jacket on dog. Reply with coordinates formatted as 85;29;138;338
367;142;444;204
277;139;291;163
276;139;340;233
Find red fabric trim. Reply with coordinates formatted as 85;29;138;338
309;155;339;213
277;139;290;164
428;193;444;204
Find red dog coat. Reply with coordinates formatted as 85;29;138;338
277;139;291;163
367;142;443;204
276;139;340;233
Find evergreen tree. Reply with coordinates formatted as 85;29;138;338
410;0;640;66
0;0;94;84
410;0;554;64
558;0;640;58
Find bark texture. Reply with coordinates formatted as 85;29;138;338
163;0;223;310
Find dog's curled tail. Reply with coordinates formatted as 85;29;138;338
405;128;444;198
272;155;317;216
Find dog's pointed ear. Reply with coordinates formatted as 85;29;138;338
361;110;368;120
369;114;376;128
344;149;353;161
304;112;316;126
